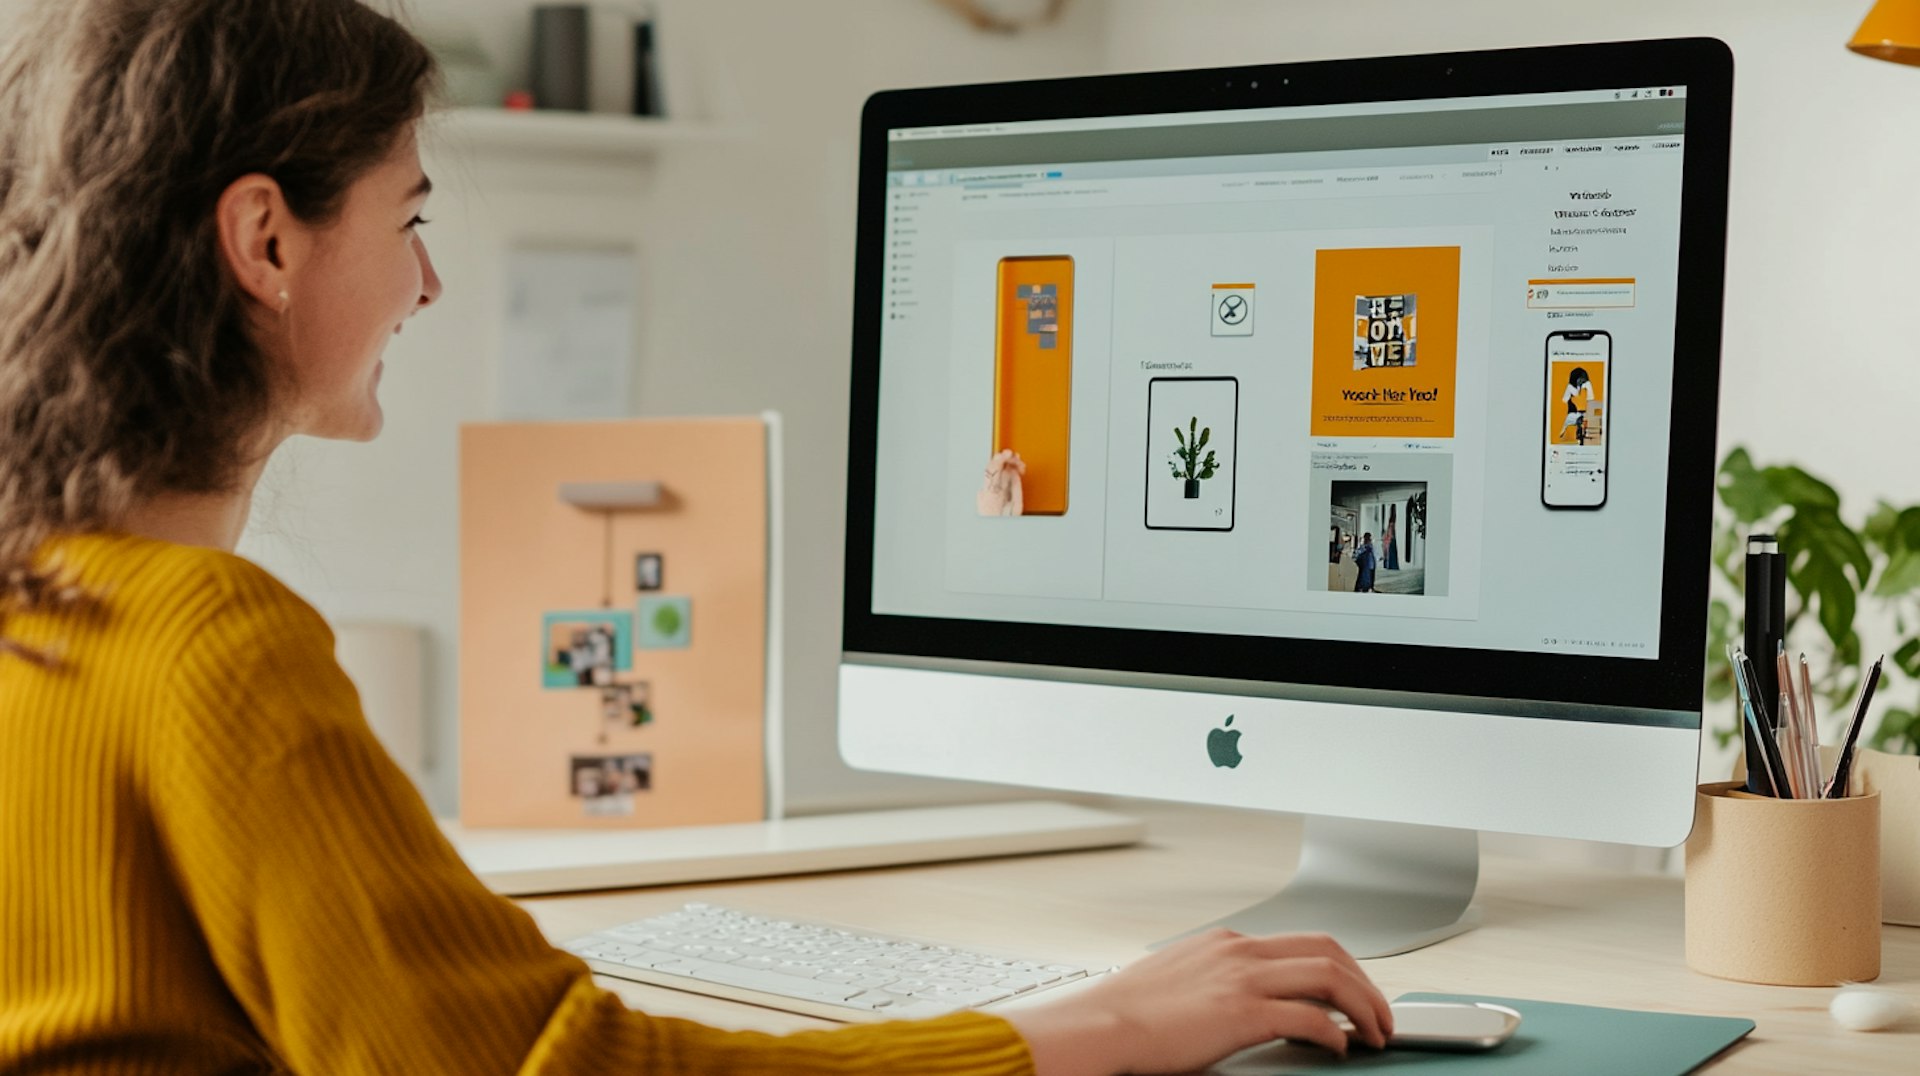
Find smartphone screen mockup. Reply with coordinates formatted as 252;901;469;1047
1541;330;1610;510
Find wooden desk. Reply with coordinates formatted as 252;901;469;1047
514;799;1919;1072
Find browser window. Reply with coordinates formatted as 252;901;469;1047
870;90;1686;660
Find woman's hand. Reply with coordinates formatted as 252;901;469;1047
1003;928;1392;1076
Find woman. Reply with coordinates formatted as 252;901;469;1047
0;2;1390;1073
1354;532;1377;593
1561;366;1594;444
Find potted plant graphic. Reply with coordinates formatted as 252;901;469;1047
1168;417;1219;499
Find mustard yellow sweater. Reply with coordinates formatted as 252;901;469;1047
0;533;1035;1074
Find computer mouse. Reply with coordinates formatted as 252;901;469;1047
1830;986;1915;1031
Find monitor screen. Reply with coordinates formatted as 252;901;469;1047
847;49;1727;724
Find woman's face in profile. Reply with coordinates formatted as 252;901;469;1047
278;128;442;443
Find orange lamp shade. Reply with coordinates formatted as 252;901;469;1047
1851;0;1920;65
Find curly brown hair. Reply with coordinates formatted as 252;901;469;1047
0;0;437;658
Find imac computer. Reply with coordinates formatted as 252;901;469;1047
840;38;1733;957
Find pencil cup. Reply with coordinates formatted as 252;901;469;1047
1684;781;1880;985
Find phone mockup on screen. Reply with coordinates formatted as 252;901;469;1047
993;256;1074;516
1541;330;1610;510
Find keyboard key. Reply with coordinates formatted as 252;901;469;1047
689;962;867;1003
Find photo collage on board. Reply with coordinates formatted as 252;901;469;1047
539;547;693;817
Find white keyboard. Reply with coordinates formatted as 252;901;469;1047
566;902;1108;1022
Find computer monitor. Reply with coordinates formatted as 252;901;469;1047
840;39;1732;956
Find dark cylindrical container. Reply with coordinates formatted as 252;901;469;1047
632;19;662;116
532;5;590;111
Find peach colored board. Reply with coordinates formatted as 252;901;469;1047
459;418;766;828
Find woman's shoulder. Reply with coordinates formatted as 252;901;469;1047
66;535;356;742
51;531;328;648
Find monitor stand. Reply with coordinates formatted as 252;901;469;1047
1160;815;1480;959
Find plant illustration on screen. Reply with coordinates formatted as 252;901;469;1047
1168;417;1219;499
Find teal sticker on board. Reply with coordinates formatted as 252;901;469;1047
637;595;692;649
542;609;634;689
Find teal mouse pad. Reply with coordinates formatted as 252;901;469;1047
1207;993;1754;1075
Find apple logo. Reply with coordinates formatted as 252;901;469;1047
1207;715;1243;769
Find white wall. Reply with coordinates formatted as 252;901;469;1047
233;0;1111;816
1105;0;1914;508
12;0;1904;825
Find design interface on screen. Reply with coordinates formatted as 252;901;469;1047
873;89;1687;660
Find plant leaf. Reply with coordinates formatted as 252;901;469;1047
1863;500;1901;554
1765;464;1840;512
1716;446;1781;523
1894;506;1920;558
1817;572;1856;658
1834;627;1862;669
1895;637;1920;681
1711;522;1743;588
1781;505;1872;594
1875;549;1920;598
1868;707;1918;753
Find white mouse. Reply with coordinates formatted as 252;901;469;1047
1830;986;1916;1032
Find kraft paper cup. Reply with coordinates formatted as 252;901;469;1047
1685;780;1881;985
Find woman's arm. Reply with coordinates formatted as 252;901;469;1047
148;576;1033;1075
149;568;1390;1075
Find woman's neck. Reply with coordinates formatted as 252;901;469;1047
121;459;270;552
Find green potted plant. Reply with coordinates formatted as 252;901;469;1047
1709;447;1920;925
1169;417;1219;499
1707;447;1920;755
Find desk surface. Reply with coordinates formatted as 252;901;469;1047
515;798;1918;1073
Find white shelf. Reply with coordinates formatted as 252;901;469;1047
431;107;732;163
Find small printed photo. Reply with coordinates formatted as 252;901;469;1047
1326;481;1429;596
1352;293;1418;369
569;752;652;817
1546;359;1607;447
599;680;654;733
541;610;633;689
635;552;664;592
637;595;693;650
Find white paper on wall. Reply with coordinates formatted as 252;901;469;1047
500;246;637;420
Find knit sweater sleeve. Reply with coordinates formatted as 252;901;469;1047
147;563;1036;1075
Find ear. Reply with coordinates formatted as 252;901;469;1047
215;173;299;311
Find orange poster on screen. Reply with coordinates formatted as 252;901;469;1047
993;256;1073;515
1545;359;1606;446
1309;247;1460;438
